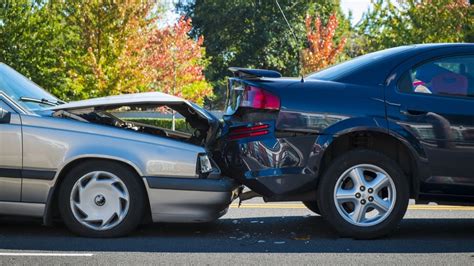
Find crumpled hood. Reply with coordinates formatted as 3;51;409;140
49;91;221;148
50;92;185;111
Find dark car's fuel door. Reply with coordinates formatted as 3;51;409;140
386;50;474;197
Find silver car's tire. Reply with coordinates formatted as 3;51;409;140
317;149;409;239
59;160;146;237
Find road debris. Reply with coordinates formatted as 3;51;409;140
292;235;311;241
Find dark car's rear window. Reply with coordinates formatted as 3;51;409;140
307;46;412;81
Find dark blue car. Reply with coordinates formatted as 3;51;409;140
219;43;474;239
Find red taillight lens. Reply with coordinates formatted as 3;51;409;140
228;124;270;140
240;86;280;110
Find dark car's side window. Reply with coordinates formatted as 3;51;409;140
398;55;474;98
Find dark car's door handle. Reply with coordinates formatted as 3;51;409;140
400;108;427;116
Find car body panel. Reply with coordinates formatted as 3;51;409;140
385;45;474;197
145;177;239;222
0;63;236;224
222;78;387;198
13;108;236;222
21;114;203;175
50;92;221;149
0;202;45;217
50;92;184;110
222;43;474;204
49;91;218;130
0;99;22;202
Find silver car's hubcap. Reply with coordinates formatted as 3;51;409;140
333;164;396;227
70;171;130;231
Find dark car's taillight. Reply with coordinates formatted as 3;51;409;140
228;124;270;140
240;86;280;110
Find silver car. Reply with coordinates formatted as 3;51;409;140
0;63;239;237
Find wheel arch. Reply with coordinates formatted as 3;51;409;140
315;129;422;198
43;156;152;225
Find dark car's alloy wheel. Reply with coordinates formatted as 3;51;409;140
59;161;145;237
317;149;409;239
333;164;396;227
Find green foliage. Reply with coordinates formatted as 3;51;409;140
145;17;212;106
0;1;83;100
125;118;190;133
354;0;474;56
181;79;213;106
0;1;157;101
6;0;471;109
179;0;350;108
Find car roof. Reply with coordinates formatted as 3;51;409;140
308;43;474;86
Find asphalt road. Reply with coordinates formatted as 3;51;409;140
0;199;474;265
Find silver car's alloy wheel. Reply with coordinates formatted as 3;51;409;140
70;171;130;231
333;164;396;227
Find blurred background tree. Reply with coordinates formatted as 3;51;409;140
0;0;210;105
62;1;157;99
177;0;350;109
145;17;212;106
0;0;81;100
301;13;347;74
354;0;473;56
0;0;472;108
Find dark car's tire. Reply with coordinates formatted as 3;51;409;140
317;149;409;239
303;201;321;215
58;160;146;237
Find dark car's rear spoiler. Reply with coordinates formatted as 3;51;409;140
229;67;282;79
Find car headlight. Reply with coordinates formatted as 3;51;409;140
199;153;213;174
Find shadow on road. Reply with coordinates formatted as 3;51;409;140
0;216;473;253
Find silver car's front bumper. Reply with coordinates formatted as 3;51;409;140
144;177;240;223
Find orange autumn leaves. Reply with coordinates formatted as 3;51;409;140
147;13;345;102
301;13;347;75
147;13;346;102
84;10;342;103
146;17;212;105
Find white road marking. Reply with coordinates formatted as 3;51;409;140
0;253;93;257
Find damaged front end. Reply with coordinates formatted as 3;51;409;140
49;92;242;222
50;93;220;149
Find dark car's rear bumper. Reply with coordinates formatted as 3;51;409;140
221;133;320;198
144;176;240;223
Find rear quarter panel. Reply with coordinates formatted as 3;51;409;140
222;79;388;197
275;80;387;134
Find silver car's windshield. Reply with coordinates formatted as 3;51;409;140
0;63;60;112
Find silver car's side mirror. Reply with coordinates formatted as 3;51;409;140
0;107;11;124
